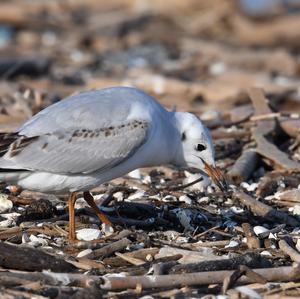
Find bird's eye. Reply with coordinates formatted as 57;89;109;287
195;144;206;151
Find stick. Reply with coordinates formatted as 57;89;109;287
100;265;300;290
227;150;259;183
166;176;203;191
0;241;76;272
234;189;300;227
279;239;300;263
84;238;131;259
169;252;270;274
248;88;300;171
242;223;261;249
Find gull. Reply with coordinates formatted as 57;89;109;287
0;86;226;241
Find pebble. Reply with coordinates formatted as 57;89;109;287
76;228;102;241
253;226;269;236
77;248;93;258
0;194;13;213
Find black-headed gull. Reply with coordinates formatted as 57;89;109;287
0;86;226;240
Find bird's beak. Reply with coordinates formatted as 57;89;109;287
200;158;228;192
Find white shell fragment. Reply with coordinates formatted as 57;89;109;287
77;249;93;258
102;223;114;236
292;205;300;216
261;250;272;257
127;169;142;180
74;197;89;209
76;228;102;241
127;190;147;201
240;182;258;192
179;195;192;204
253;226;269;236
29;234;48;247
225;240;239;248
296;239;300;252
0;194;13;213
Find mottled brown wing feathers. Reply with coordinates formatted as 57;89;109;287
0;133;38;158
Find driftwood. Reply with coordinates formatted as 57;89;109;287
168;252;271;274
0;241;76;272
279;239;300;263
101;265;300;290
233;189;300;227
84;238;131;260
222;265;267;294
227;150;259;183
248;88;300;171
279;117;300;138
0;265;298;291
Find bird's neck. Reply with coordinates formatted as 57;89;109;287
167;112;186;167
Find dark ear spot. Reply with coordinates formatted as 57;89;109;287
195;143;206;152
181;132;186;141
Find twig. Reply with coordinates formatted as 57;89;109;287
227;150;259;183
101;265;300;290
248;87;300;171
162;177;204;191
242;223;261;249
234;189;300;227
250;112;300;122
279;239;300;263
84;238;131;260
169;252;270;274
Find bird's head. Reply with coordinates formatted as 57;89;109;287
173;112;227;191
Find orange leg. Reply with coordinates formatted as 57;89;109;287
68;192;77;242
83;191;112;226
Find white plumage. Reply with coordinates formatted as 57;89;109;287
0;86;225;240
0;86;219;193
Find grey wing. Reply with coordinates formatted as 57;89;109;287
1;120;149;174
